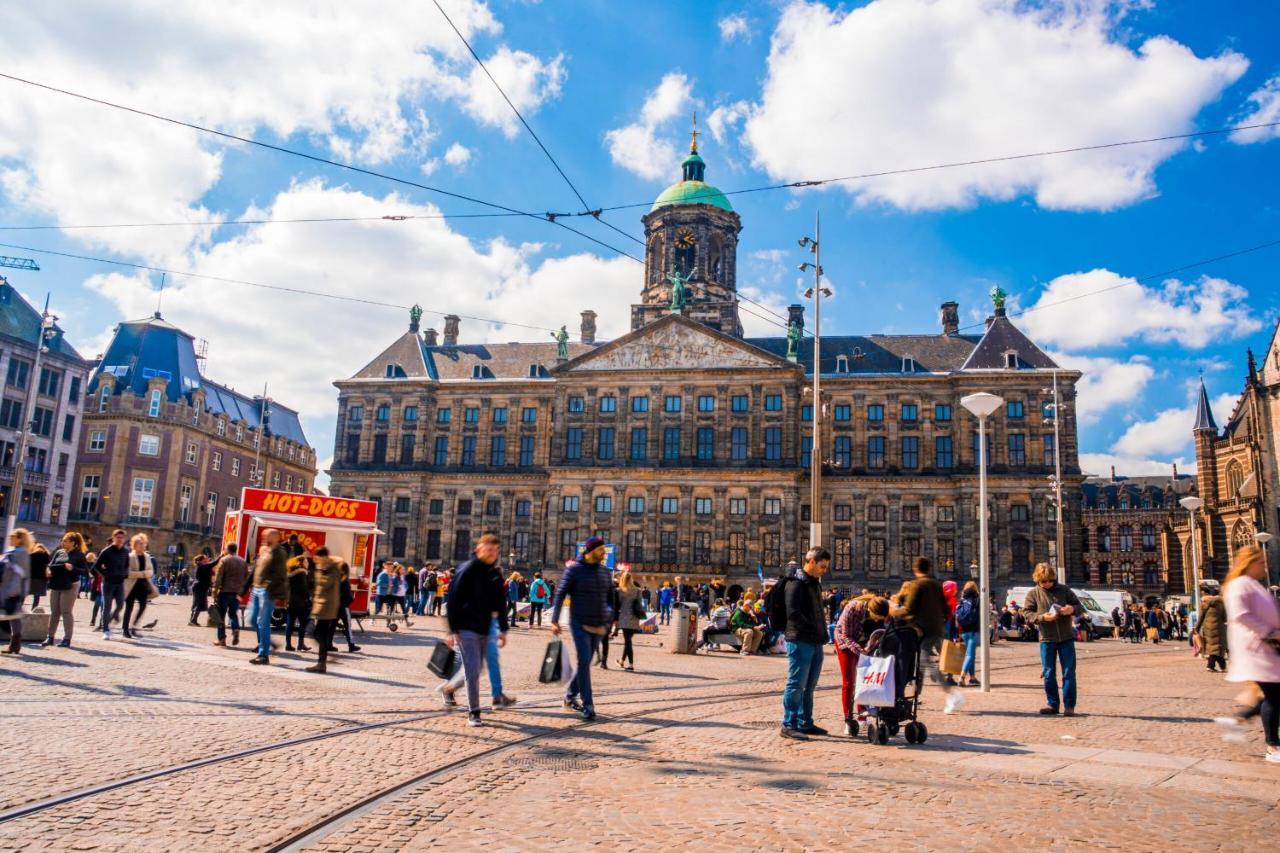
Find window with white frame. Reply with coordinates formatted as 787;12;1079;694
185;442;198;464
272;471;281;488
235;423;244;442
88;430;106;452
178;483;194;522
99;385;109;413
148;389;162;418
78;475;101;514
211;450;222;471
129;477;155;517
231;458;240;477
138;434;160;456
285;474;293;491
216;418;226;437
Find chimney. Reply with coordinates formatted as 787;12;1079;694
580;310;597;344
940;301;959;336
1172;462;1178;479
424;328;438;347
787;304;805;333
985;315;995;330
442;314;460;347
1110;465;1116;483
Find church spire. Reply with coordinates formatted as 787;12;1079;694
1193;375;1218;432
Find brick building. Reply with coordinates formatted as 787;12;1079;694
0;279;91;541
1080;469;1195;596
72;312;316;561
328;144;1085;592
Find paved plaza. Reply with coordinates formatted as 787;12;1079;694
1;596;1276;851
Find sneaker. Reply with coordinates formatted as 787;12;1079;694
468;713;482;727
440;688;458;709
799;724;828;736
102;630;111;641
1266;750;1280;764
779;727;808;741
491;694;517;710
304;662;326;674
1039;706;1060;715
41;637;56;648
1063;708;1077;717
347;645;361;653
57;639;70;648
213;640;226;647
1215;716;1248;744
944;692;966;714
564;697;584;713
249;655;269;665
580;708;596;721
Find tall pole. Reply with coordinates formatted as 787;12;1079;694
6;301;54;540
1052;370;1065;586
253;382;268;488
1188;509;1201;616
978;414;991;692
809;211;822;551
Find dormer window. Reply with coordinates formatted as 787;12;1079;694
528;364;541;378
385;364;407;378
835;355;849;374
902;356;916;373
472;364;484;380
852;346;865;361
98;385;110;413
147;389;162;418
1004;351;1020;369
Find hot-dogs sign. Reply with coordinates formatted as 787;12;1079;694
240;488;379;525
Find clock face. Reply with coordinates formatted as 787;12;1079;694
675;227;695;248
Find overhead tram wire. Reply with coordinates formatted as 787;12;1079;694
429;0;644;250
0;212;527;231
0;240;562;334
0;71;640;263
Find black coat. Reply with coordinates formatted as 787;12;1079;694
446;557;507;635
93;543;131;584
784;570;826;644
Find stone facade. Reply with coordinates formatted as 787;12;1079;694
73;314;316;561
328;148;1085;593
1080;471;1195;596
0;280;91;540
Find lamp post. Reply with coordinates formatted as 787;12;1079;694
798;213;829;551
962;391;1003;693
1042;370;1067;585
1255;531;1273;588
1180;495;1203;617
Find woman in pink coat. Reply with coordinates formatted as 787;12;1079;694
1221;544;1280;763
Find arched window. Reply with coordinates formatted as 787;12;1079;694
1227;461;1245;498
1118;525;1133;551
1231;520;1254;553
1141;524;1157;550
1098;562;1110;584
1143;562;1159;585
1120;561;1134;585
1098;526;1111;553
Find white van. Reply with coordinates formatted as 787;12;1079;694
1005;585;1119;639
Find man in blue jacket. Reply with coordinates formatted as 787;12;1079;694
445;534;508;727
551;536;613;720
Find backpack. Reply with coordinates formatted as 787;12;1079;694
955;598;979;631
766;574;791;632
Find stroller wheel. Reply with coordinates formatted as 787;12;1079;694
865;721;879;744
917;722;929;744
388;622;399;632
904;722;920;744
888;722;900;738
875;723;889;745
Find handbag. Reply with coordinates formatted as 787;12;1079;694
539;639;563;683
854;654;896;706
1146;627;1159;642
427;641;458;679
207;600;223;627
631;596;646;620
940;638;966;675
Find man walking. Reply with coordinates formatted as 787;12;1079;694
92;529;130;640
211;543;248;647
248;529;289;665
445;533;509;727
528;571;550;627
551;536;613;721
1022;562;1084;715
891;556;964;714
779;547;829;739
189;554;213;626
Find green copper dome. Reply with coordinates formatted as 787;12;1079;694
651;151;734;212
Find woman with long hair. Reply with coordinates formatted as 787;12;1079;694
0;528;33;654
833;592;888;737
615;570;642;671
1218;544;1280;762
121;533;156;639
43;531;88;647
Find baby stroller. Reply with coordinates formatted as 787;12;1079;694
861;622;928;745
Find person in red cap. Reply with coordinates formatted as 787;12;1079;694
551;536;613;720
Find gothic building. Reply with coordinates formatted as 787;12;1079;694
328;142;1085;592
1080;468;1194;596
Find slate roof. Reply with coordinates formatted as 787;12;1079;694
349;332;600;382
747;333;984;375
0;280;86;361
1081;474;1197;510
90;313;309;446
959;313;1059;370
1193;378;1219;433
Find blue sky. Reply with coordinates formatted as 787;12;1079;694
0;0;1277;486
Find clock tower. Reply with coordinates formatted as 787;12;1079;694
632;119;743;336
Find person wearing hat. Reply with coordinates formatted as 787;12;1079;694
551;535;613;720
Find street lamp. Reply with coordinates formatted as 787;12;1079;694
962;391;1003;693
1255;531;1273;587
1042;371;1067;585
798;211;829;551
1180;495;1203;617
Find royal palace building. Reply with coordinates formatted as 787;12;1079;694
329;143;1085;591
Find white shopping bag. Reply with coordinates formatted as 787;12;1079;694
853;654;896;706
556;637;576;687
640;614;659;635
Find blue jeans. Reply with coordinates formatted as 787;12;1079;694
447;617;504;707
215;591;241;642
961;630;980;677
1040;640;1077;709
659;602;672;624
455;629;487;714
566;621;600;712
782;640;823;729
247;588;274;657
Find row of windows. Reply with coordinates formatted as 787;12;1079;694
1086;524;1159;552
81;431;307;491
4;360;82;405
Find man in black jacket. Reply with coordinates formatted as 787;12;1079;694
552;536;612;720
92;529;130;640
189;554;213;626
781;547;830;740
446;533;508;726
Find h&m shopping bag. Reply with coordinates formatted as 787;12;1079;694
940;639;966;675
854;654;897;707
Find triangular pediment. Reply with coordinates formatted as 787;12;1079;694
557;314;798;372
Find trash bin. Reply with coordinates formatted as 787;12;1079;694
673;602;700;654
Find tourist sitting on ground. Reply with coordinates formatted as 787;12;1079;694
697;598;733;650
730;600;764;655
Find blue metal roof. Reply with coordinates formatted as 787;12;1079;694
89;313;309;446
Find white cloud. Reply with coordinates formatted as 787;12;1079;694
707;100;750;144
742;0;1247;211
1049;351;1154;426
604;72;693;180
84;181;639;461
718;14;751;43
738;285;794;337
1021;270;1261;350
1231;73;1280;144
1112;392;1236;457
444;143;473;168
1080;452;1191;478
0;1;563;257
456;46;566;138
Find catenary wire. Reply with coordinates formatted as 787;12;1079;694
0;71;641;262
0;240;562;333
0;213;527;231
